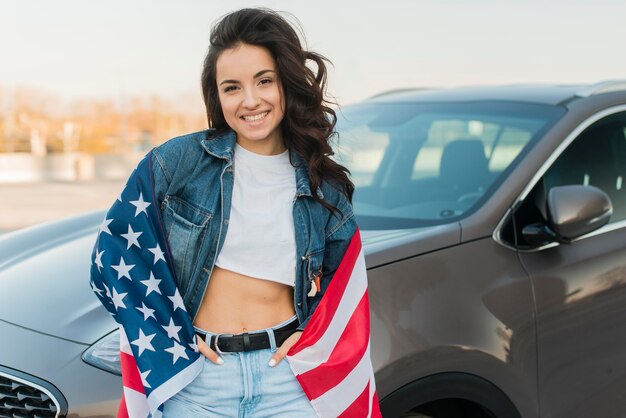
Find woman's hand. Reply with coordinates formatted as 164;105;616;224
197;335;224;365
268;331;303;367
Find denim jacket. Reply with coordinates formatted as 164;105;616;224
149;129;357;331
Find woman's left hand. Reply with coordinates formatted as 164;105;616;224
268;331;302;367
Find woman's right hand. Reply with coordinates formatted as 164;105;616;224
197;335;224;365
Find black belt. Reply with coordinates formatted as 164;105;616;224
196;318;300;352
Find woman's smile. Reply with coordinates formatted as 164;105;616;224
241;110;270;123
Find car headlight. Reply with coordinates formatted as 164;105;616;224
81;329;121;375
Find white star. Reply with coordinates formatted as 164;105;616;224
90;280;103;296
168;289;186;312
111;257;135;280
130;192;152;217
140;272;162;296
111;287;128;311
140;369;152;389
99;218;113;236
148;244;166;264
189;337;198;353
94;249;105;272
103;283;112;299
121;225;142;250
131;329;156;356
162;318;182;341
136;302;156;321
164;341;189;364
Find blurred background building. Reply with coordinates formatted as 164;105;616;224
0;87;206;182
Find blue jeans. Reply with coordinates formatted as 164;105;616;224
161;316;317;417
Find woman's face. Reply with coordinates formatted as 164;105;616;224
216;43;286;154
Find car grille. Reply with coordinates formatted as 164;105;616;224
0;368;64;418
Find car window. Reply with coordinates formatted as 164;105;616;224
543;112;626;223
334;101;566;229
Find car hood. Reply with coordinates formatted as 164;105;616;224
0;211;460;344
0;211;109;345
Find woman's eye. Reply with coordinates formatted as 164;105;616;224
259;78;273;85
223;85;238;93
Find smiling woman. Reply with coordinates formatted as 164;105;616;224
89;7;381;418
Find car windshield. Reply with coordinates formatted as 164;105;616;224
334;100;566;229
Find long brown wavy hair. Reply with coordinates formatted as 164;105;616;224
200;8;354;215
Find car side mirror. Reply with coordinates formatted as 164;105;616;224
522;185;612;246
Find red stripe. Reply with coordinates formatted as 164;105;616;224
338;381;370;418
120;351;145;394
288;229;362;356
296;291;370;400
117;394;129;418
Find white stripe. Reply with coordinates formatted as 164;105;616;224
123;387;150;418
368;361;376;418
288;249;367;374
309;343;372;417
146;356;204;414
120;326;132;355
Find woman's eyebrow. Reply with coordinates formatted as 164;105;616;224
218;69;276;86
254;69;276;78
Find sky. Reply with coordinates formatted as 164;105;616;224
2;0;626;107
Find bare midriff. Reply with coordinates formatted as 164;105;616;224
193;265;296;334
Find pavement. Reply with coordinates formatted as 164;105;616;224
0;180;125;234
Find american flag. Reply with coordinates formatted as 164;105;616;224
90;154;204;417
90;152;381;417
287;229;382;418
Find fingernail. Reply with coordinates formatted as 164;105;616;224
268;358;277;367
216;357;224;365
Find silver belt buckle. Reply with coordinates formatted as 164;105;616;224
213;333;225;355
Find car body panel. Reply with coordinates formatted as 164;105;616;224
362;223;461;268
0;222;110;345
370;237;538;418
520;224;626;418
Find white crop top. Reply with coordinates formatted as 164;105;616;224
215;143;297;286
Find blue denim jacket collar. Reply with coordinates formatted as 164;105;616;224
200;129;323;199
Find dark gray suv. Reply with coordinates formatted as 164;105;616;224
2;81;626;418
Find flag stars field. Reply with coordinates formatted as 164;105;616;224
131;330;156;356
136;302;156;321
112;257;135;280
99;218;113;236
111;287;128;311
148;244;166;264
140;272;162;296
168;289;186;312
164;341;189;364
162;318;182;341
121;225;142;249
94;249;105;272
130;193;152;217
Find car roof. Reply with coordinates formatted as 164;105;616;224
367;81;626;106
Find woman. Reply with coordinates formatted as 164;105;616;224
91;7;379;417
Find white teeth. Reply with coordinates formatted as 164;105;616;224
242;112;268;122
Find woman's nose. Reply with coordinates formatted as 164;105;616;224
243;89;260;108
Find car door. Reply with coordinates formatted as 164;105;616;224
513;110;626;417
